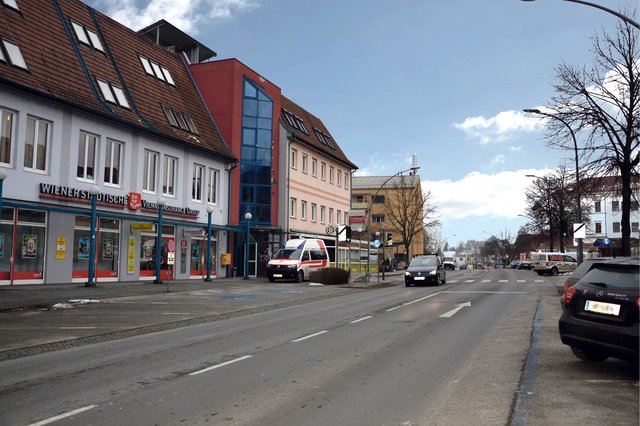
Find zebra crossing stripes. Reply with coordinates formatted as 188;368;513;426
449;278;544;284
498;279;509;283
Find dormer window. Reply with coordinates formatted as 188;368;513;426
71;20;104;52
96;78;130;109
139;55;175;86
162;105;198;135
2;0;19;11
282;109;308;134
0;38;28;70
314;128;335;149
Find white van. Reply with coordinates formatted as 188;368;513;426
266;239;329;282
532;252;577;276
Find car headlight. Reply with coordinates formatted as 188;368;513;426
288;265;297;269
405;271;412;277
428;270;436;276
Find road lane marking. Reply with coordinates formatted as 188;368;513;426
443;290;525;294
386;292;442;312
291;331;328;342
350;316;372;324
499;280;508;283
440;302;471;318
59;326;96;330
151;302;169;304
29;405;97;426
162;312;191;315
464;279;475;283
481;280;491;282
535;280;544;283
448;280;459;283
517;280;526;283
189;355;253;376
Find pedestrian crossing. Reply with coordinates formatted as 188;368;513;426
446;279;545;284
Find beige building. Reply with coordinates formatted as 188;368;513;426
351;175;425;267
277;96;358;264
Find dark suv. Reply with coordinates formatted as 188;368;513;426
405;255;446;286
558;257;639;363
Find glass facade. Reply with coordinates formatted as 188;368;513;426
240;78;273;224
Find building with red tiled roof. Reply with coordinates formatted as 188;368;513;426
0;0;236;284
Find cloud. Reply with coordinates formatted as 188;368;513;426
94;0;258;33
454;110;541;144
488;154;505;168
425;168;552;221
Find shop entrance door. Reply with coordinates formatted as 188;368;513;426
140;235;173;280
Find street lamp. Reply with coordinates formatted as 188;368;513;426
205;206;214;282
366;156;420;280
520;0;640;29
243;211;252;280
524;109;583;264
154;197;166;284
86;185;99;287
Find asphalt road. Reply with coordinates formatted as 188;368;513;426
0;268;637;425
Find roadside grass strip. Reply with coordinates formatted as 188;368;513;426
189;355;253;376
28;405;97;426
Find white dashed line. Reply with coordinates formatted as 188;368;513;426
350;316;372;324
464;279;475;283
59;327;96;330
29;405;97;426
162;313;191;315
517;280;526;283
481;280;491;283
291;331;328;342
386;292;442;312
189;355;253;376
499;280;508;283
535;280;544;283
448;280;459;283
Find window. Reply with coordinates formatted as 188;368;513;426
1;38;28;70
3;0;19;11
320;206;325;224
301;154;308;173
77;132;97;181
143;149;158;192
329;208;334;224
282;110;308;134
613;222;620;233
594;201;601;213
632;222;639;233
353;195;364;203
70;21;104;52
139;55;176;86
314;128;335;148
631;201;639;211
104;139;122;186
344;172;349;190
373;195;385;203
329;166;334;184
301;200;307;220
207;168;218;204
595;222;602;234
0;108;14;165
320;162;326;180
290;198;296;218
311;203;317;222
24;116;50;172
163;155;177;196
344;212;348;224
337;170;341;187
612;200;620;212
373;215;385;223
291;148;297;169
96;78;129;108
192;164;204;202
311;158;317;177
337;209;341;224
162;105;198;135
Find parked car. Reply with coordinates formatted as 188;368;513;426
405;255;446;286
509;260;520;269
517;261;534;270
443;257;456;270
558;257;639;363
561;257;614;297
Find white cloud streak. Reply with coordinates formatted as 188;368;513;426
454;110;541;144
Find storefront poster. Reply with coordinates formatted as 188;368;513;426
0;233;4;259
56;236;66;260
191;244;200;261
22;235;37;259
78;237;90;259
102;239;114;260
127;236;136;274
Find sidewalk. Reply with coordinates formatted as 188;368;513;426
0;272;403;360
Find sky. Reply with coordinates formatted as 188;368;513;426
86;0;638;248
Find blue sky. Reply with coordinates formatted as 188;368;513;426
87;0;637;247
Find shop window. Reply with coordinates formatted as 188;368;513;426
14;209;46;282
73;216;120;280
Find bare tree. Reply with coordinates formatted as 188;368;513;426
542;18;639;255
384;175;439;259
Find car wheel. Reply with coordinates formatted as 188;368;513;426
536;271;544;276
405;282;411;287
295;270;304;283
551;267;559;276
268;275;275;282
441;275;446;285
570;346;609;363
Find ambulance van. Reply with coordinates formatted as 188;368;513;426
532;252;577;276
266;239;329;282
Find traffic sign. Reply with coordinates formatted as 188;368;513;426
168;239;175;253
573;223;586;239
167;252;175;265
373;240;381;248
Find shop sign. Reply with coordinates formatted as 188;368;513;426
221;253;231;266
349;216;365;224
131;222;154;232
127;236;136;274
55;236;66;260
141;200;199;218
128;192;142;210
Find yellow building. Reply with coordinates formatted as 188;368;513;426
351;175;425;267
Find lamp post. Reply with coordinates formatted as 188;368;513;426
205;206;214;282
154;197;166;284
375;231;381;282
366;157;420;280
0;169;7;216
520;0;639;29
524;109;583;264
86;185;99;287
243;211;252;280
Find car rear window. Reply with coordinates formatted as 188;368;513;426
579;265;640;289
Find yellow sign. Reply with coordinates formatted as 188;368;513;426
127;236;136;274
55;236;66;260
221;253;231;266
131;222;154;232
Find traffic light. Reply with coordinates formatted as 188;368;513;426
560;219;568;237
345;225;352;242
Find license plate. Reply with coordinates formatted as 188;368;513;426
414;276;425;281
273;274;283;278
584;300;621;316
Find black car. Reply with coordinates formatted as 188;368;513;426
405;255;446;286
558;257;639;363
517;261;534;270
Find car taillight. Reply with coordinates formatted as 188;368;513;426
636;297;640;311
564;286;576;304
562;281;572;294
